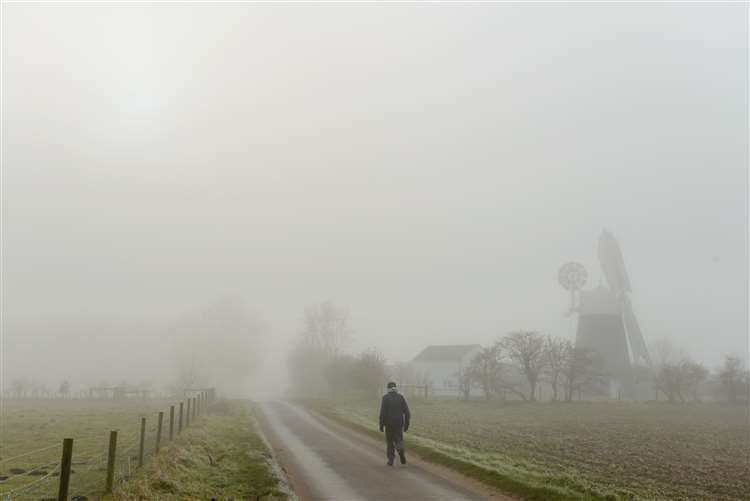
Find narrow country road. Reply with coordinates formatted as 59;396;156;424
258;401;491;501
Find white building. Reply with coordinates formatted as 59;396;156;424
412;344;482;396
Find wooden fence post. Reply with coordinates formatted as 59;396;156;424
193;397;197;420
156;411;164;454
178;402;184;433
169;405;175;440
105;430;117;493
138;417;146;467
57;438;73;501
186;399;191;427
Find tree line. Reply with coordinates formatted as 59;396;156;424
286;303;748;403
650;337;748;403
460;330;749;403
459;331;606;401
5;378;73;399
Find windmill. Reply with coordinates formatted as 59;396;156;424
559;230;652;398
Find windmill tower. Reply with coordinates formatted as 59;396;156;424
559;230;652;399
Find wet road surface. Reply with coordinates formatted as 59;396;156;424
259;401;485;501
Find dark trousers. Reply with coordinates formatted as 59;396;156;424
384;425;404;461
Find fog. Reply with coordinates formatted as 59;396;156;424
1;3;747;398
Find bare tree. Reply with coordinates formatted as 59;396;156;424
455;366;473;401
543;336;571;401
499;331;547;401
32;383;51;399
561;347;607;401
9;377;32;398
302;301;352;358
654;359;708;402
59;379;71;399
655;362;685;402
289;301;353;396
652;337;686;401
682;360;709;401
719;355;747;403
465;345;503;400
651;337;709;402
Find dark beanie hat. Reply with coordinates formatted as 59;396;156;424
387;381;397;389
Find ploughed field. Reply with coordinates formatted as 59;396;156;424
309;397;749;500
0;398;285;500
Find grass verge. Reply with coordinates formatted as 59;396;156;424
112;399;288;500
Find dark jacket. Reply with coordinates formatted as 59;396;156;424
379;391;411;431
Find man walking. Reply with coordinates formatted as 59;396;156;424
379;381;411;466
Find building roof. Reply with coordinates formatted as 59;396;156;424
413;344;481;362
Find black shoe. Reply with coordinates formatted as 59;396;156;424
399;451;406;465
387;459;394;466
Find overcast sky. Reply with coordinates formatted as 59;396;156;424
2;2;747;395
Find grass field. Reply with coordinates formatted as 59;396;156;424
0;398;287;500
307;397;749;501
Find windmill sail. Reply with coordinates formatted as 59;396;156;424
622;297;652;367
598;230;652;368
598;229;632;294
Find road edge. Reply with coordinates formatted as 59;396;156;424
254;402;313;501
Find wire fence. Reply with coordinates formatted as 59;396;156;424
0;388;216;500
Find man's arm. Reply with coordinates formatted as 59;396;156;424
402;395;411;432
379;396;385;432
